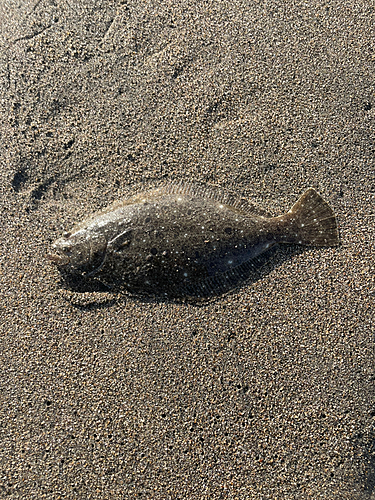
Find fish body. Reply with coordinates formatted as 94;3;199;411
48;184;339;297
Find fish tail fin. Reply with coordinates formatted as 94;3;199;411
281;189;339;246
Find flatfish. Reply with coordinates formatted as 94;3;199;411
47;183;339;298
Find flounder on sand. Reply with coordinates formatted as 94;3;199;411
47;184;339;298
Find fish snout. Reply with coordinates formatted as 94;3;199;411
47;237;74;266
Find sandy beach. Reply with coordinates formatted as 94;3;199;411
0;1;374;498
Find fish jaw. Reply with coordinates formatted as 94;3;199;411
46;251;70;266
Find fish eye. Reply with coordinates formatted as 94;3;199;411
63;231;71;238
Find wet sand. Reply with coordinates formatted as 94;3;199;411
0;1;374;498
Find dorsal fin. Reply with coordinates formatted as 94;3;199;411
153;181;271;218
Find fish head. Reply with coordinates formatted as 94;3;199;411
47;230;107;275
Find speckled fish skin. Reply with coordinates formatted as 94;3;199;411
47;185;339;297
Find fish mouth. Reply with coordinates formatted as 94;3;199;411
46;251;70;266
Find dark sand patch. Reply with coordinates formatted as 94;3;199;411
0;1;374;498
